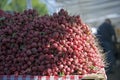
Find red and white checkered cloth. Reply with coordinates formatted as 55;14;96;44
0;75;83;80
0;74;107;80
0;68;107;80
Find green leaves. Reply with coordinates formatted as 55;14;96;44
0;0;8;9
58;72;65;76
40;32;45;36
0;17;5;21
89;65;95;70
0;0;48;15
20;44;25;50
12;32;16;38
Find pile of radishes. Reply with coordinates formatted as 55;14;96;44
0;9;105;76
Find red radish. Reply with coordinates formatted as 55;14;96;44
0;9;105;76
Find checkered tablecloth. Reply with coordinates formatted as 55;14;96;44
0;75;83;80
0;68;107;80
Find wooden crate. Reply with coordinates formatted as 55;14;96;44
82;74;106;80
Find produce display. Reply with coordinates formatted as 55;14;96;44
0;9;105;76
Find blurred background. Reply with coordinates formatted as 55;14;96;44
0;0;120;80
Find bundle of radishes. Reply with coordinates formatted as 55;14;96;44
0;9;105;76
